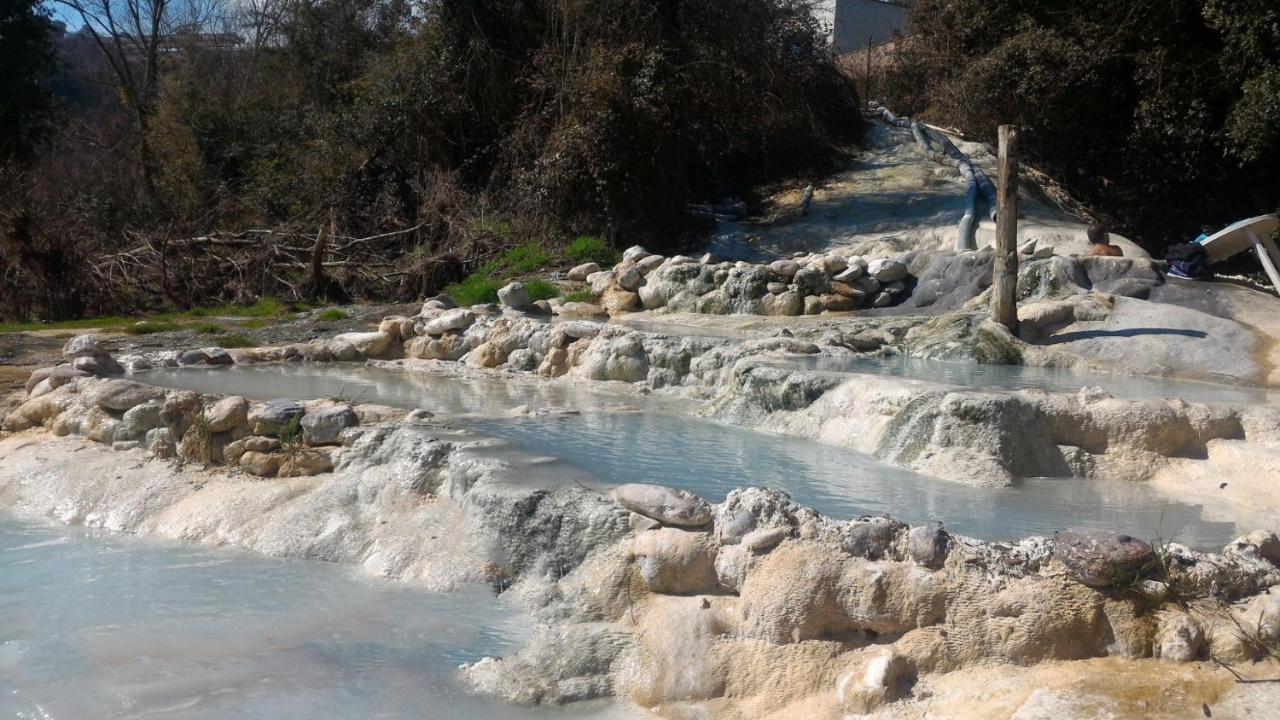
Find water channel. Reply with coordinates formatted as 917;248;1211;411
135;363;1243;549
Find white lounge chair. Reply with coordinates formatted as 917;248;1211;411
1197;214;1280;293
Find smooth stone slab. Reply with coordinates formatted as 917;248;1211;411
612;483;712;527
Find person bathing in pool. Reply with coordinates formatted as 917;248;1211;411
1084;223;1123;257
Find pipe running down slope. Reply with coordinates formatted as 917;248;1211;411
872;103;998;251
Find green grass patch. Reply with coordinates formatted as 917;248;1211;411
215;334;255;349
445;273;504;306
502;244;552;274
194;322;225;335
525;279;559;301
186;297;291;319
446;243;557;306
0;316;139;334
122;320;182;335
562;289;597;304
317;308;349;322
565;235;618;266
237;319;270;330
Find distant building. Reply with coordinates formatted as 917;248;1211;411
816;0;913;55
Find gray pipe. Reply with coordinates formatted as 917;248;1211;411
873;104;996;250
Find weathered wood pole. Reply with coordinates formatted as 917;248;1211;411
865;35;874;101
991;124;1020;333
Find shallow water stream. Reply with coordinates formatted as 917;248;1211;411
137;364;1242;549
0;516;630;720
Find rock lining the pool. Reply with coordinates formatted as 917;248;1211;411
1;420;1277;717
2;333;1279;717
33;293;1278;491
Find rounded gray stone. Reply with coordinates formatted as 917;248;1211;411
1053;531;1154;587
612;483;712;527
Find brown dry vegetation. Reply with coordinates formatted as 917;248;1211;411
0;0;863;322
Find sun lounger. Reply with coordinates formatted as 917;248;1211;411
1197;214;1280;292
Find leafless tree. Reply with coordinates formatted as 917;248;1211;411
236;0;292;52
53;0;223;201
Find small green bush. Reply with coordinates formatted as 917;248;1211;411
194;322;225;335
445;273;504;306
525;280;559;301
562;289;597;304
502;244;552;274
317;308;349;321
216;334;255;348
565;236;618;266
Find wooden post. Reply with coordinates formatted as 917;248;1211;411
991;125;1020;333
865;35;873;101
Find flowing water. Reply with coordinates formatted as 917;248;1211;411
0;515;631;720
137;364;1243;549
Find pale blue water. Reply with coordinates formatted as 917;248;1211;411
138;365;1242;549
468;413;1239;549
0;516;629;720
756;354;1276;405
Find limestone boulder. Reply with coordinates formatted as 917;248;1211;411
834;262;865;283
636;254;665;275
793;264;831;296
25;367;53;394
404;333;469;361
575;333;649;382
160;391;202;437
741;526;789;552
498;282;532;310
615;263;642;292
62;334;104;360
1225;531;1280;567
204;395;249;433
600;289;639;315
587;271;616;296
240;450;283;477
144;427;176;459
378;316;416;341
769;259;800;279
567;262;599;281
119;401;164;440
1053;531;1154;587
302;405;358;445
556;302;609;320
93;380;166;412
907;525;949;568
622;245;651;263
332;331;395;358
422;309;476;336
612;483;712;527
1155;611;1205;662
868;258;908;282
279;448;334;477
630;528;718;595
836;649;911;714
248;399;305;436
